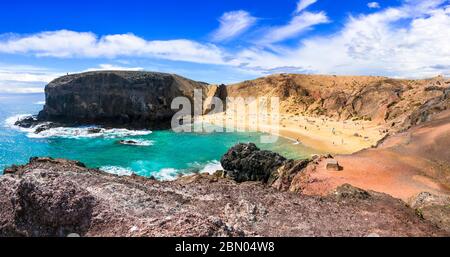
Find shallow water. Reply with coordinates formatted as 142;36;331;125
0;93;322;180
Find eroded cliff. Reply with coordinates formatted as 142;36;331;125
37;71;211;129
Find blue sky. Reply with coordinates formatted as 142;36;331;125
0;0;449;93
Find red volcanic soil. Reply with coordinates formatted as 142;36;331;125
299;110;450;202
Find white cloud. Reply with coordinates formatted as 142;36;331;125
0;63;150;94
367;2;381;9
0;85;44;94
0;0;449;82
0;64;61;94
212;10;257;42
232;0;450;78
296;0;318;13
258;11;329;44
0;30;227;65
84;64;144;72
0;64;61;83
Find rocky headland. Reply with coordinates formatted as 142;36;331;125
25;71;211;129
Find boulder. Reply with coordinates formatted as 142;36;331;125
118;140;139;146
220;143;287;183
326;159;341;171
333;184;371;200
409;192;450;233
87;128;102;134
14;116;38;128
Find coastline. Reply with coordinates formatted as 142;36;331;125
198;110;450;203
198;112;386;155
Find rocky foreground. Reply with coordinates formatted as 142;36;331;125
0;155;448;237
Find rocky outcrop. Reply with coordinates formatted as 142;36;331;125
220;143;287;183
36;71;211;129
402;86;450;130
0;157;447;237
22;72;448;133
220;143;312;191
224;74;449;131
409;192;450;233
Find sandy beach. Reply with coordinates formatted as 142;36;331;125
299;110;450;202
197;111;386;155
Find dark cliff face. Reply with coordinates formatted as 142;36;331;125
37;71;210;129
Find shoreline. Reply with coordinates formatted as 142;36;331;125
197;112;387;155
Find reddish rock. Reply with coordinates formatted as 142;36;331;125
0;157;447;237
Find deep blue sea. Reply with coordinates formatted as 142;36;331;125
0;93;321;179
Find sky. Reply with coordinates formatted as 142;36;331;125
0;0;449;93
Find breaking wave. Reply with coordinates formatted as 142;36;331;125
198;160;223;174
100;166;134;176
154;160;222;181
107;160;223;181
4;114;37;133
4;114;152;139
154;168;179;181
28;127;152;139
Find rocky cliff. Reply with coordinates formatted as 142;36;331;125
0;157;447;237
29;71;449;132
37;71;211;129
224;74;449;131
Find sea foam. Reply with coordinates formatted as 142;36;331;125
4;114;33;128
5;114;152;139
100;166;134;176
154;168;179;181
28;127;152;139
198;160;223;174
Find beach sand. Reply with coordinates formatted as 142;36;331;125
292;110;450;202
197;111;386;155
198;110;450;202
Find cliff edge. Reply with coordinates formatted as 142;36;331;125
37;71;210;129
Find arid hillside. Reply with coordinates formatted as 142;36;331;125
213;74;449;132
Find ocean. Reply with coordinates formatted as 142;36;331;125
0;93;321;180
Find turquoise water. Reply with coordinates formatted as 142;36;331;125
0;93;321;179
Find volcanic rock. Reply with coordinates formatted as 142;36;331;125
36;71;211;129
0;157;447;237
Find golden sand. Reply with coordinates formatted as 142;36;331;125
197;112;386;155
